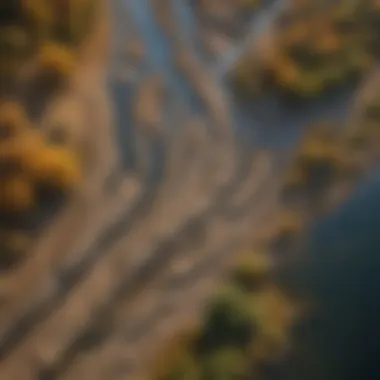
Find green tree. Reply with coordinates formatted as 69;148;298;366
202;348;248;380
165;354;202;380
197;285;255;353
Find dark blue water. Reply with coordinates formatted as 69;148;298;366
282;168;380;380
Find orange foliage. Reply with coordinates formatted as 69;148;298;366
26;146;81;190
0;175;35;213
270;52;299;86
0;102;82;218
315;29;342;53
36;43;76;86
0;101;29;138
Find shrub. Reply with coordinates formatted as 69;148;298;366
250;288;296;363
0;175;35;213
202;348;248;380
22;0;54;36
25;146;81;192
232;0;380;99
0;101;28;140
0;140;24;178
295;138;341;190
35;43;76;89
232;252;272;291
198;285;256;353
164;354;201;380
0;125;81;217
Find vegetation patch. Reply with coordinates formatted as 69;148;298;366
146;251;297;380
0;101;82;269
0;0;98;92
0;0;100;268
232;0;380;99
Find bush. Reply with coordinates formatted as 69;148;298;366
25;146;81;192
232;0;380;99
202;348;248;380
295;138;341;189
0;123;81;218
0;175;35;213
232;252;272;291
22;0;54;36
0;140;24;178
164;354;201;380
39;0;94;45
0;101;28;140
35;43;76;89
198;285;256;353
250;288;296;364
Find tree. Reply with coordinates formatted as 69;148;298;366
165;354;202;380
197;285;256;353
232;253;272;292
201;348;248;380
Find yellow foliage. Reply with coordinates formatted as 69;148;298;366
0;123;82;216
0;101;29;138
0;130;45;173
291;72;325;97
236;251;272;277
314;30;342;53
0;175;35;213
298;138;340;166
280;22;311;46
250;286;297;362
17;130;46;162
26;146;81;190
233;251;272;290
22;0;54;26
271;53;299;86
233;0;380;98
36;43;76;84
